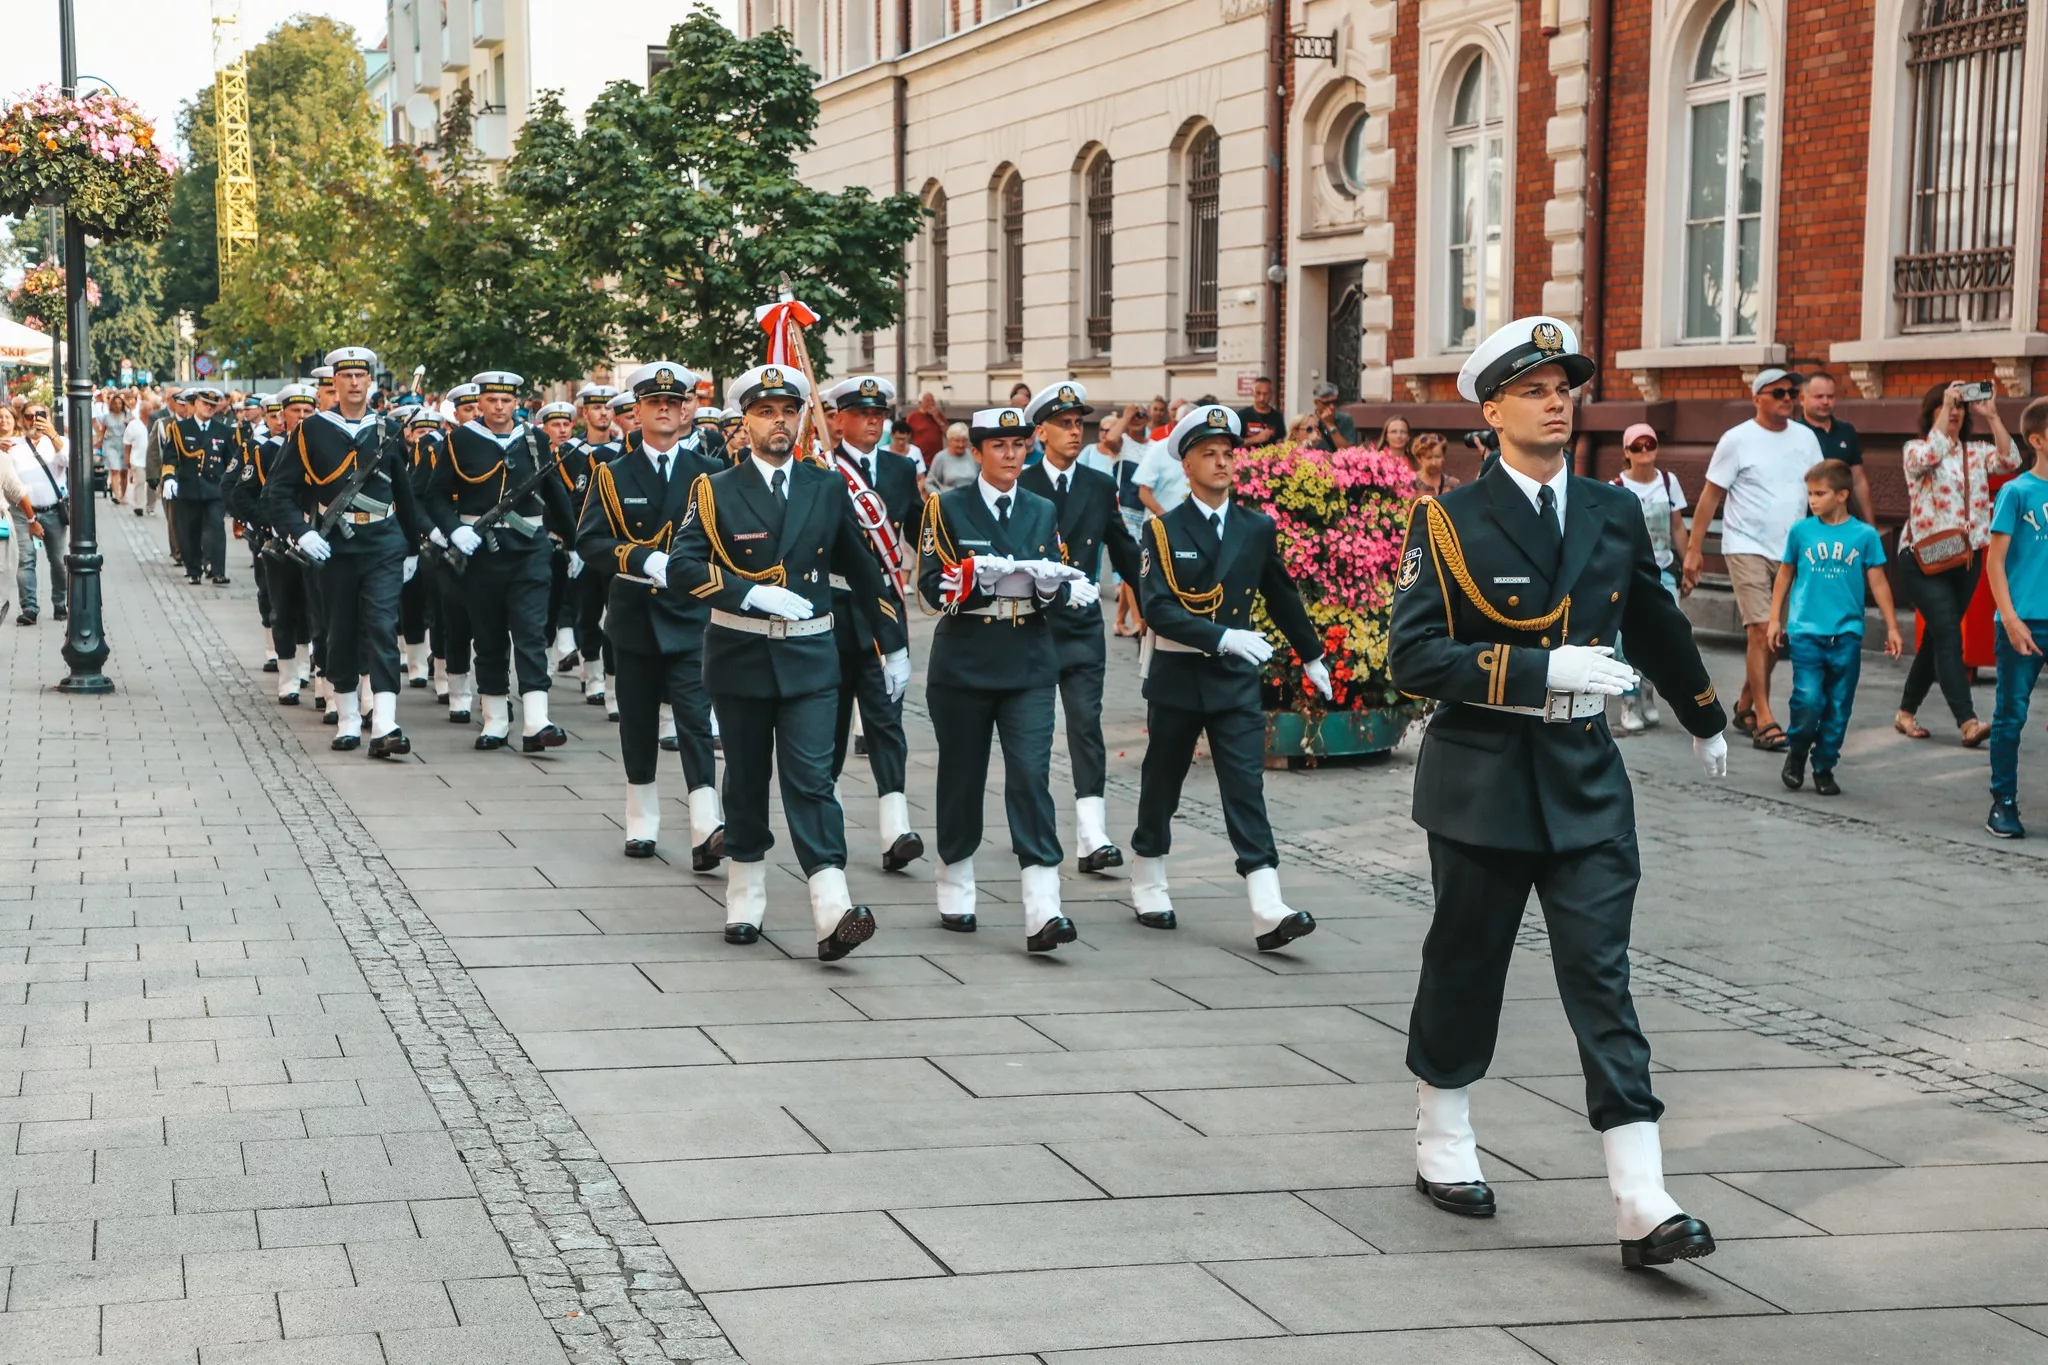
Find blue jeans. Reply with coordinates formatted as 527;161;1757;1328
1989;622;2048;799
1786;633;1862;771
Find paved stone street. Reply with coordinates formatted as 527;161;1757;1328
6;515;2048;1364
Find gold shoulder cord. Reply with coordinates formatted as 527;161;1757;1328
694;475;786;586
1148;517;1224;615
917;491;958;617
1417;496;1570;641
298;427;355;488
595;462;670;550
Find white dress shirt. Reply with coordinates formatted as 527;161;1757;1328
1500;458;1569;531
751;454;792;497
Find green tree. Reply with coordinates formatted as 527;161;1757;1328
504;7;925;381
88;238;178;380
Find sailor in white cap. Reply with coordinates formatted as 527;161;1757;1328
229;385;318;700
609;389;641;441
820;373;927;872
1388;315;1729;1266
162;384;246;587
442;382;482;428
575;361;728;868
532;401;583;670
563;384;625;708
397;403;446;690
310;365;337;413
667;364;910;960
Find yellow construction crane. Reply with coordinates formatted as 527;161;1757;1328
212;0;257;282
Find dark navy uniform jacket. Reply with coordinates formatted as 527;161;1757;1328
164;415;248;502
1389;461;1727;853
261;410;429;550
915;483;1063;691
423;422;578;544
1018;460;1143;670
575;441;725;656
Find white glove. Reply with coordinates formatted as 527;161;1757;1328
1545;643;1637;696
567;551;584;579
402;556;418;583
1068;580;1101;608
1017;558;1087;584
295;530;331;563
161;478;178;500
1217;628;1275;665
882;649;911;703
1694;732;1729;779
429;526;448;549
972;554;1017;589
743;584;814;621
643;551;669;587
450;525;483;556
1303;657;1334;700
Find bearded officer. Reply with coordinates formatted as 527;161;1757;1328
576;362;727;869
667;364;911;960
162;384;244;585
1388;316;1730;1268
1018;380;1144;872
568;383;623;709
820;374;927;873
918;407;1089;950
430;371;580;752
1130;404;1330;951
261;348;429;758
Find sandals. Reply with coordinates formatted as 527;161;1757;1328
1751;723;1790;752
1894;711;1931;739
1961;719;1991;748
1733;706;1758;737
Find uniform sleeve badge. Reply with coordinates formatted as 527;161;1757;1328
1397;545;1423;591
1140;544;1152;577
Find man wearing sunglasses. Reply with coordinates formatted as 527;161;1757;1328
1682;368;1824;753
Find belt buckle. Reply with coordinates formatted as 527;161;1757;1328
999;597;1026;623
1543;690;1575;723
765;618;790;639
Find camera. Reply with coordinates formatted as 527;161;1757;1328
1959;381;1996;403
1462;429;1499;452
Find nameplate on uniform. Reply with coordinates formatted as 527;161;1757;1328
1174;551;1198;560
960;538;991;548
734;532;770;541
1493;576;1530;584
622;497;649;505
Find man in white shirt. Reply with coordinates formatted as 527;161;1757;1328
1681;369;1824;752
122;403;150;513
10;402;69;624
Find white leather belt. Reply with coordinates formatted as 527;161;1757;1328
1469;691;1607;722
1150;635;1206;654
962;596;1038;621
619;573;657;586
709;609;835;638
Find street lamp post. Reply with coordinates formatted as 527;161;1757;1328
54;0;113;694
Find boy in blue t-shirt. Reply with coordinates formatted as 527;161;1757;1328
1982;398;2048;837
1767;460;1903;795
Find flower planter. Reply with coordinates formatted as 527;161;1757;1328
1263;703;1418;768
0;87;175;243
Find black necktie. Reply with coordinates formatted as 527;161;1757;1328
1205;511;1223;548
995;494;1012;527
771;469;786;501
656;454;670;484
859;457;873;487
1533;485;1563;568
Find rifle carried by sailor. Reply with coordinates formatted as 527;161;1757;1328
448;429;566;576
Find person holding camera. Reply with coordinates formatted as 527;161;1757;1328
5;400;69;626
1893;380;2020;746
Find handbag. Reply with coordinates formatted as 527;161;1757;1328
1911;527;1971;575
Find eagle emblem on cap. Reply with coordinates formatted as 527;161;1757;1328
1058;385;1076;403
1532;323;1564;355
1206;408;1227;428
859;379;879;397
763;367;783;387
655;367;674;385
1000;411;1020;428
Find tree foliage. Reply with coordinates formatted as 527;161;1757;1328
89;238;178;379
505;7;926;381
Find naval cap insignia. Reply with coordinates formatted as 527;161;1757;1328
655;367;674;385
1532;322;1564;355
999;411;1020;428
860;378;879;397
762;367;783;388
1058;385;1076;403
1206;408;1227;428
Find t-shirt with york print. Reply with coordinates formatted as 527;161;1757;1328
1988;471;2048;622
1781;515;1885;638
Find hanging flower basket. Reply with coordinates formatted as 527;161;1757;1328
1234;440;1425;763
6;261;96;332
0;86;176;242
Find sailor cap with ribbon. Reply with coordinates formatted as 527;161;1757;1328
575;383;619;405
1456;315;1597;404
470;371;524;395
969;407;1029;446
694;407;723;426
444;383;481;404
535;401;577;421
261;393;284;413
407;406;446;429
1169;403;1242;457
309;366;335;388
1024;380;1091;425
278;384;317;408
729;364;811;412
824;374;894;412
323;347;377;374
625;361;698;399
607;391;636;413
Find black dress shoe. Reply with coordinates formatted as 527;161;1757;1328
368;729;411;760
1134;909;1177;930
585;691;607;706
210;576;231;586
818;906;877;961
323;711;339;726
1078;844;1124;874
939;913;977;933
52;605;68;620
1813;769;1841;796
331;734;361;751
1415;1173;1496;1217
882;832;924;872
556;649;580;673
475;734;507;751
623;839;656;859
1255;910;1317;952
1026;917;1078;953
408;677;427;689
522;724;569;753
691;826;725;873
1781;751;1806;790
263;658;279;673
725;923;760;945
659;735;681;752
1621;1214;1716;1268
448;710;471;724
279;692;300;707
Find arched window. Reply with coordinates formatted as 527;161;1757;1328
1084;153;1114;356
1445;52;1505;351
1330;105;1369;198
927;188;949;363
1682;1;1768;341
999;171;1025;363
1184;129;1220;353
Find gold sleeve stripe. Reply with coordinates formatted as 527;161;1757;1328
1148;517;1225;615
878;600;899;623
1694;685;1717;706
1475;644;1510;706
689;565;723;598
1420;496;1571;640
614;544;632;574
695;476;786;586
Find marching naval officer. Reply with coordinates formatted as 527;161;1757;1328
230;384;317;703
1018;381;1144;872
161;384;244;585
1129;405;1330;952
668;364;911;960
918;408;1088;950
568;383;623;707
260;348;430;758
1388;316;1729;1268
536;399;584;671
575;362;727;869
821;374;927;873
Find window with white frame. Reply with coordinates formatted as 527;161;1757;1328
1184;128;1220;353
1681;0;1768;342
998;170;1025;363
1444;52;1505;352
1084;153;1114;356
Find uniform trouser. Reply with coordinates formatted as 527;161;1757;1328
928;683;1062;868
317;531;404;694
1409;830;1659;1132
173;498;226;580
304;567;328;677
399;571;431;646
575;571;609;663
714;688;844;876
462;538;552;697
617;645;716;788
164;486;179;557
250;540;272;627
266;555;311;661
831;646;908;793
547;548;570;636
1057;657;1108;798
434;560;472;673
1131;700;1275;875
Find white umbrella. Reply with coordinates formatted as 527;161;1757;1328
0;316;55;367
